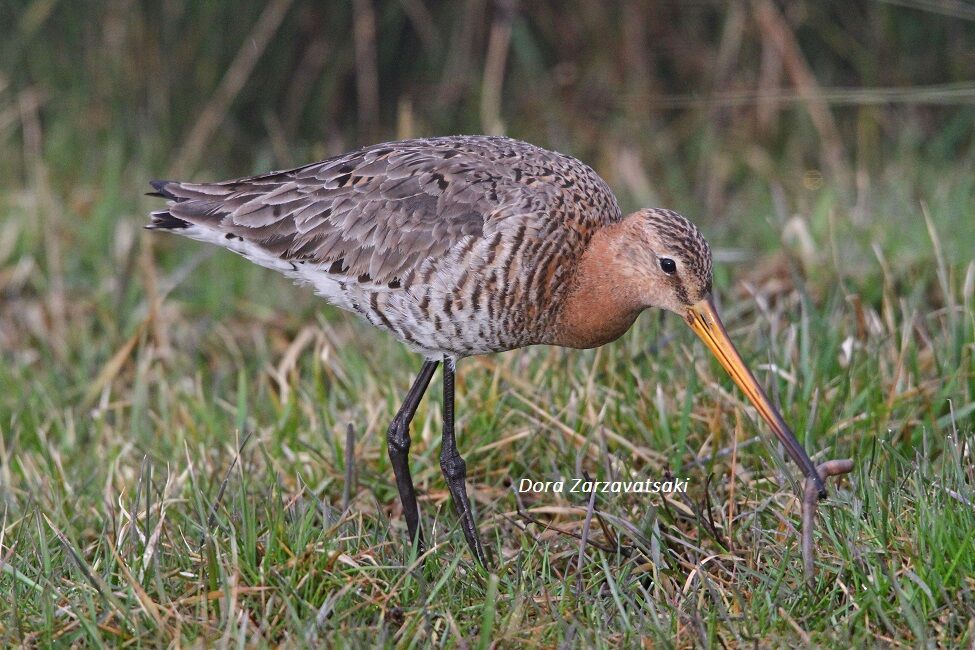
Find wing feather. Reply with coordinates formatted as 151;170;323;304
148;136;620;285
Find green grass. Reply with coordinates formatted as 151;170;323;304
3;1;974;644
1;142;973;647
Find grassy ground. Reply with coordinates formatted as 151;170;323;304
3;3;974;645
1;133;973;647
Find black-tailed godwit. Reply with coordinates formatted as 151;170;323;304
148;135;828;566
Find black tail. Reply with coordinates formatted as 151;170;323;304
147;179;178;199
145;180;191;230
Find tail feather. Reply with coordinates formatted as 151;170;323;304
150;179;179;199
146;210;190;230
146;180;190;230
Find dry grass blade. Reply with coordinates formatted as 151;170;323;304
877;0;975;21
574;472;598;599
82;320;148;407
480;0;515;135
342;423;356;512
3;2;974;645
636;81;975;109
353;0;380;140
201;432;253;548
752;0;849;183
42;514;121;616
170;0;296;175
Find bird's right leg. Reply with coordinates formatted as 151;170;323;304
387;358;440;555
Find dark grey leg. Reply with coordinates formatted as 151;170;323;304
387;358;439;555
439;356;488;565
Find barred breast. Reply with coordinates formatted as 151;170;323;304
147;135;622;358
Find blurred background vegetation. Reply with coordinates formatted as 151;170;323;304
2;0;973;387
1;0;973;202
1;0;974;646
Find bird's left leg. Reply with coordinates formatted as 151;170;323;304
387;358;439;556
439;356;489;566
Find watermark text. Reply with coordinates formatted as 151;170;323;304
516;477;689;494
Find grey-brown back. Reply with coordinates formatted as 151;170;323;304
148;136;622;357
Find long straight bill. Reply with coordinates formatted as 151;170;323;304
686;295;826;497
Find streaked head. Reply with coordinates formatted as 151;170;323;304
629;208;826;495
629;208;713;314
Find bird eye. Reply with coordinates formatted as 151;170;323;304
659;257;677;275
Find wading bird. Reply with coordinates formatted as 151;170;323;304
148;135;827;565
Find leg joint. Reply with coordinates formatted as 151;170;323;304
440;452;466;481
387;417;410;453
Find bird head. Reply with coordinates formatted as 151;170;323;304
631;208;825;495
628;208;714;314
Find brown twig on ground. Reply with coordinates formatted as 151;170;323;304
802;458;854;583
19;87;67;359
342;423;356;512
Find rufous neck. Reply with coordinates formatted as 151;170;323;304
552;218;645;349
